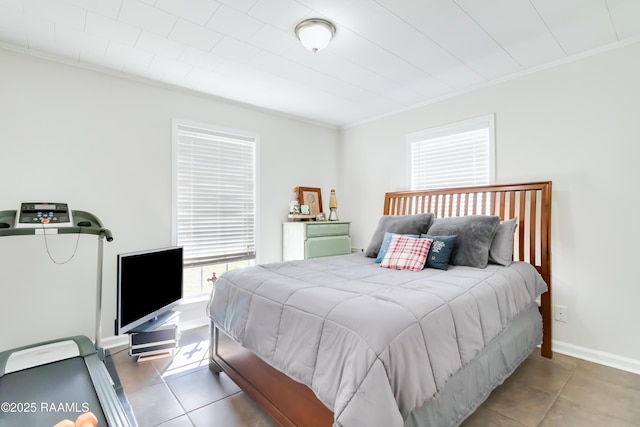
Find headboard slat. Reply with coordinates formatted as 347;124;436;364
509;190;516;219
489;192;496;216
518;191;526;260
529;190;537;265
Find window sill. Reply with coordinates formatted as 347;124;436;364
177;295;210;331
180;294;210;305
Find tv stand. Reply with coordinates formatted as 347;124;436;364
129;312;180;362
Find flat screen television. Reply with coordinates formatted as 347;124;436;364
116;246;183;335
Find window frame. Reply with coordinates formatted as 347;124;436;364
171;118;260;297
407;114;496;190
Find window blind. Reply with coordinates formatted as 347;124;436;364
174;123;256;267
408;114;495;190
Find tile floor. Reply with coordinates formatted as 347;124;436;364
109;326;640;427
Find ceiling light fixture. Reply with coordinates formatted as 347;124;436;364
295;19;336;53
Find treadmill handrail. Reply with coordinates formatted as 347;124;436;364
0;209;110;237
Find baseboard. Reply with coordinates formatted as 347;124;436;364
101;334;129;349
553;340;640;375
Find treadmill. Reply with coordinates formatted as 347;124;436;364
0;204;135;426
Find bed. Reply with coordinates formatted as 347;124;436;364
207;181;552;427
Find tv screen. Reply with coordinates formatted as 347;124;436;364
116;246;183;335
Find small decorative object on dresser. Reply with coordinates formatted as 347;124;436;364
328;189;338;221
288;192;313;221
295;186;323;217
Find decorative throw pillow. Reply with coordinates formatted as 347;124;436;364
421;234;457;270
489;217;518;266
375;232;420;263
427;215;500;268
380;235;433;272
364;213;435;258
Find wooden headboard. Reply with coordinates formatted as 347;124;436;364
384;181;552;358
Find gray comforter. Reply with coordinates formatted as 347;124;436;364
208;253;547;427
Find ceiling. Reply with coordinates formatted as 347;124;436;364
1;0;639;128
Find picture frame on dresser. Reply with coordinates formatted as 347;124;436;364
296;186;322;217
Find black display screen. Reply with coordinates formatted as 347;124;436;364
116;247;183;334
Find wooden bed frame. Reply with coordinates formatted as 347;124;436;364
210;181;552;427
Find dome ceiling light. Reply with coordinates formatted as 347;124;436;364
295;19;336;53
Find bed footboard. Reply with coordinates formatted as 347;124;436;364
209;322;333;427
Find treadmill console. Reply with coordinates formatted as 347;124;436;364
14;202;74;228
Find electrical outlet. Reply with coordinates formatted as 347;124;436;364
554;305;568;322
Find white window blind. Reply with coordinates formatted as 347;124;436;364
173;121;256;267
408;114;495;190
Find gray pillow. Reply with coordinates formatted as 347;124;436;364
364;214;435;258
427;215;500;268
489;217;518;266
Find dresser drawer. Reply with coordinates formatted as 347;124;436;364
283;221;351;261
305;222;350;237
305;235;351;259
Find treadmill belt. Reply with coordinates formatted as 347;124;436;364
0;357;108;427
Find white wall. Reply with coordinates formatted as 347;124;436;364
339;41;640;367
0;48;339;350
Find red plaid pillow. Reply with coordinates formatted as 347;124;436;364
380;235;433;272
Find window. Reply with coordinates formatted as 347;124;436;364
172;120;257;298
408;114;495;190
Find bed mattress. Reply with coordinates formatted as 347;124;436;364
208;253;547;427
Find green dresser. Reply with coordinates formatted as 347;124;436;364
282;221;351;261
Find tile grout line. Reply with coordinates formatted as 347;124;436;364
534;353;580;426
152;333;240;426
153;335;210;427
